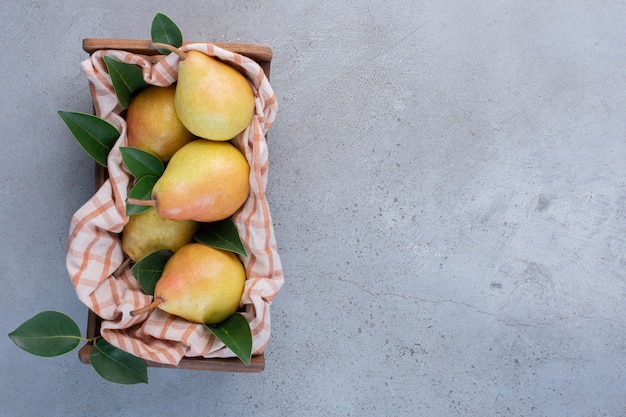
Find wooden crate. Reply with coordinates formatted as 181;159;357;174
76;38;273;373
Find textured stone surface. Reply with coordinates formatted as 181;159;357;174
1;1;625;416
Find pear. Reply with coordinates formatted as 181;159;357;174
131;243;246;324
150;139;250;222
121;207;198;262
174;50;255;141
126;85;195;162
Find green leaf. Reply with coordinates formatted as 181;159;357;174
151;13;183;54
204;313;252;365
103;56;148;109
120;147;165;179
131;250;173;295
8;311;81;357
194;218;247;256
126;175;158;216
90;338;148;385
58;111;120;167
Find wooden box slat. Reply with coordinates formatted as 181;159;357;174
76;38;272;373
82;38;272;80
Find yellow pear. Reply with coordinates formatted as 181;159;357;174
132;243;246;324
175;50;255;141
121;207;198;262
151;139;250;222
126;85;195;161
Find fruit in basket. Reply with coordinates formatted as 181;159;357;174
131;243;246;324
126;85;195;161
150;139;250;222
121;207;198;262
175;50;255;141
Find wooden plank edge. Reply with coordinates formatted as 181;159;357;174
82;38;272;62
78;343;265;373
82;38;272;81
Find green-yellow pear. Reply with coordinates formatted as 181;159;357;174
175;50;255;141
151;139;250;222
121;207;198;262
126;85;195;161
131;243;246;324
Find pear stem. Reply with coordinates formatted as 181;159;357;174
130;297;164;317
126;198;156;207
150;42;186;60
111;257;131;278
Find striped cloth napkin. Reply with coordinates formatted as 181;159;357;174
66;43;283;365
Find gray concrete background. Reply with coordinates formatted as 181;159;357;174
1;1;625;416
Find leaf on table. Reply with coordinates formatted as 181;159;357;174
151;13;183;55
126;175;159;216
204;313;252;365
120;147;165;180
131;249;173;295
103;56;148;109
58;111;119;167
8;311;81;357
90;338;148;385
194;218;247;257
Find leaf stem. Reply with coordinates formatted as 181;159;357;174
83;335;102;343
150;42;186;60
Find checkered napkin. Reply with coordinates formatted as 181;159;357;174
65;43;283;365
